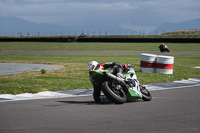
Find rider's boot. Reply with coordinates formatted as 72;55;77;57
93;85;101;103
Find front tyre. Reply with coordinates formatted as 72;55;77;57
140;85;152;101
101;81;126;104
167;49;170;52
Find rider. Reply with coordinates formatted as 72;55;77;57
88;61;130;102
158;43;165;52
158;43;169;52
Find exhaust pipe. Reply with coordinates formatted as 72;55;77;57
104;72;128;89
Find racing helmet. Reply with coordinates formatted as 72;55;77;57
88;61;98;71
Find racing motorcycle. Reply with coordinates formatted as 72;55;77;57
89;67;152;104
159;45;170;52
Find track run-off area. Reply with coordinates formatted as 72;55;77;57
0;78;200;102
0;50;199;102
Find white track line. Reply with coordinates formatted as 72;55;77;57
0;78;200;102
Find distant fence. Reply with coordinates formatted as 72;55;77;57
77;37;200;43
0;37;76;42
0;37;200;43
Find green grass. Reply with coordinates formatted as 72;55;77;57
0;42;199;94
0;42;200;51
0;53;200;94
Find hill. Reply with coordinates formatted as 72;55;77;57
0;17;68;36
153;18;200;34
0;17;200;36
161;29;200;35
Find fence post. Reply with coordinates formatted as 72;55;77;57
105;31;107;36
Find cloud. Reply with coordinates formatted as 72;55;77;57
0;1;137;25
0;1;136;19
0;0;199;32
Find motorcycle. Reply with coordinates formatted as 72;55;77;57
159;45;170;52
89;67;152;104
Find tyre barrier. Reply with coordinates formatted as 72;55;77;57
156;55;174;74
140;53;157;73
140;53;174;74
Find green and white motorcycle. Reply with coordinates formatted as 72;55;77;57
89;67;152;104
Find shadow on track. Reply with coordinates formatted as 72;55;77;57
58;99;142;105
58;100;113;105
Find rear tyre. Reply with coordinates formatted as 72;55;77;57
101;81;126;104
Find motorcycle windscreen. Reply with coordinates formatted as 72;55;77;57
126;88;142;101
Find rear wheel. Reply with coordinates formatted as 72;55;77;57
101;81;126;104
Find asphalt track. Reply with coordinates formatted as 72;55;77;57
0;85;200;133
0;63;64;75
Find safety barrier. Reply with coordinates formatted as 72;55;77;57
1;37;200;43
140;53;157;73
156;55;174;74
140;53;174;74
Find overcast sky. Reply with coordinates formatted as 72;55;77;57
0;0;200;32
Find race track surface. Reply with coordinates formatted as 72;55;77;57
0;63;64;75
0;85;200;133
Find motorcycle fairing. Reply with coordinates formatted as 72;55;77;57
127;88;142;100
89;70;109;85
125;68;137;80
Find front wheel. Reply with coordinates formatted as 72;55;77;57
167;49;170;52
140;85;152;101
101;81;126;104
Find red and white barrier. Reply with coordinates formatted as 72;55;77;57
156;55;174;74
140;53;157;73
140;53;174;74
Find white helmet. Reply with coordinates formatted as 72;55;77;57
88;61;98;71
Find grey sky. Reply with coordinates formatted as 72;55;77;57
0;0;200;32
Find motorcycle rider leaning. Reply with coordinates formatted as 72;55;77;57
158;43;170;52
88;61;130;102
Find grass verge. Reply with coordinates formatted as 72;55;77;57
0;54;200;94
0;42;200;51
